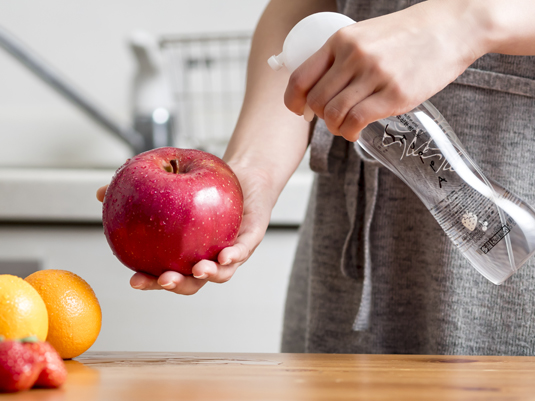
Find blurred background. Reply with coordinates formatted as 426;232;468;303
0;1;313;353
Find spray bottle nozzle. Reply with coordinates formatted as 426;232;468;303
267;54;284;71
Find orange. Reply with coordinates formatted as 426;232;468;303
0;274;48;341
25;269;102;359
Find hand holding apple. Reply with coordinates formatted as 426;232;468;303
102;147;244;277
98;157;275;295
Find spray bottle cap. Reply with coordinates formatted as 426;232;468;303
268;12;356;121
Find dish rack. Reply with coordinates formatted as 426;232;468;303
158;33;252;158
0;25;252;155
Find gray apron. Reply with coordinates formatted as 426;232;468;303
281;0;535;355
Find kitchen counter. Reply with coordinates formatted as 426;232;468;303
3;352;535;400
0;168;313;225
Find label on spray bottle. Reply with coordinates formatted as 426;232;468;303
361;109;516;257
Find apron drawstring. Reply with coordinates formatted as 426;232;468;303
340;142;381;331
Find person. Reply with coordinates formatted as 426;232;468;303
97;0;535;355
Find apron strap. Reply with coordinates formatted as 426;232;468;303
340;142;381;331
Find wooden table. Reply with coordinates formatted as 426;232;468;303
3;352;535;400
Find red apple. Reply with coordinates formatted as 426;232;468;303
102;147;243;276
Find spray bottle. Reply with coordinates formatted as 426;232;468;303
269;12;535;284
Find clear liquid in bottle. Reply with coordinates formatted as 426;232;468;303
357;101;535;284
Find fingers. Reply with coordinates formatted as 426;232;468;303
187;229;263;284
322;77;375;136
96;185;108;202
191;259;239;284
304;57;353;121
157;271;208;294
339;92;396;142
130;271;207;295
217;231;258;266
130;272;162;290
129;229;262;294
284;45;333;116
129;258;239;296
283;38;381;138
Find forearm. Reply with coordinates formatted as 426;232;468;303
224;0;336;204
421;0;535;60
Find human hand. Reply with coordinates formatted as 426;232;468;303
96;163;273;295
284;1;486;141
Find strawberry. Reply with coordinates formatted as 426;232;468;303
23;339;67;388
0;337;43;393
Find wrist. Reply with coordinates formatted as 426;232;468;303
452;0;506;56
425;0;520;57
471;0;535;56
226;158;281;206
411;0;496;67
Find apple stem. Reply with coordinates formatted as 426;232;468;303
170;159;179;174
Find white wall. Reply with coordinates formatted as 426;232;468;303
0;0;269;168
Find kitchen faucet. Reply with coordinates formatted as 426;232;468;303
0;25;173;154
